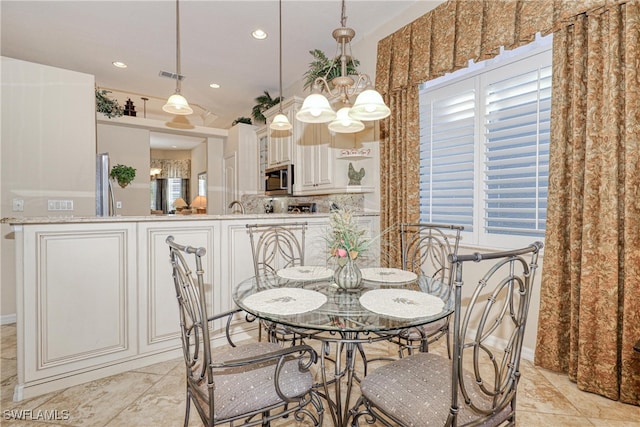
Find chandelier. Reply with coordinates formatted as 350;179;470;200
296;0;390;133
163;0;193;115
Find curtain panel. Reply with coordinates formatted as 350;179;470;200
535;2;640;405
375;0;639;404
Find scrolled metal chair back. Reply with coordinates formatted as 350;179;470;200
166;236;213;394
246;222;307;277
448;241;543;424
400;223;464;282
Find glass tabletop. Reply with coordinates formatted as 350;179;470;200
233;272;454;333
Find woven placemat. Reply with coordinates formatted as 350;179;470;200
243;288;327;315
359;289;444;319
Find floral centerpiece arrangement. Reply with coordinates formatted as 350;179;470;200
325;208;374;290
326;208;371;266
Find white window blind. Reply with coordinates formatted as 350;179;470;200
419;35;552;248
484;66;551;238
420;85;476;230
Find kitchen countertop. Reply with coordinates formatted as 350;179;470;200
5;211;380;226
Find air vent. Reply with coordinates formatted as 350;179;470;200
159;70;185;81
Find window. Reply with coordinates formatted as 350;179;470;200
419;35;552;248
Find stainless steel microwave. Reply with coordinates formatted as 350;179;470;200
265;164;294;196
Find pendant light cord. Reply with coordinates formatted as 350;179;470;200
175;0;182;94
278;0;283;113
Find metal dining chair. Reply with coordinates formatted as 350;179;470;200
395;223;464;358
166;236;323;427
351;241;543;427
246;222;308;344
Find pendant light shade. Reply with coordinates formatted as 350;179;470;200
328;106;364;133
271;113;292;130
163;0;192;116
163;93;193;115
296;93;337;123
270;0;292;131
349;86;390;121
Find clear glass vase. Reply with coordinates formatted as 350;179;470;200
334;257;363;291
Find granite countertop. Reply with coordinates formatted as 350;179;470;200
5;211;380;226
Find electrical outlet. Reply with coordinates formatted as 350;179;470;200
12;199;24;212
116;201;122;209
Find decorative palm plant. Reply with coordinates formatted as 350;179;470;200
251;91;282;124
303;49;360;92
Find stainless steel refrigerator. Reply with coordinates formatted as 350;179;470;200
96;152;115;216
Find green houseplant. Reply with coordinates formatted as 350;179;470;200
232;116;253;126
110;164;136;188
251;91;282;124
95;89;124;118
303;49;360;92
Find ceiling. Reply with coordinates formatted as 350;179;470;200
2;0;441;142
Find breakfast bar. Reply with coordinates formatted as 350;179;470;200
8;213;379;401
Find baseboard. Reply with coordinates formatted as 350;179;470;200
1;314;16;325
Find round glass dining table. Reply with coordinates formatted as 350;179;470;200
233;266;454;427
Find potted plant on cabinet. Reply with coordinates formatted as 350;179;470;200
110;164;136;188
95;88;124;118
251;91;282;124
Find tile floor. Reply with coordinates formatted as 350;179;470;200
1;323;639;426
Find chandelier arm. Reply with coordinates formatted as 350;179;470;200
314;77;336;97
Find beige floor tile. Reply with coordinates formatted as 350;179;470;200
26;371;162;426
516;410;596;426
587;418;640;427
516;361;582;416
129;357;182;376
536;368;640;423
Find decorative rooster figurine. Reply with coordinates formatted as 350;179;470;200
348;162;365;185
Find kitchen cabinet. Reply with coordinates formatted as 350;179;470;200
264;98;302;167
224;123;260;211
298;123;334;192
294;128;378;196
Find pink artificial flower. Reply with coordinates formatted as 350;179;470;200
336;248;348;258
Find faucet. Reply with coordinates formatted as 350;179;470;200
228;200;245;214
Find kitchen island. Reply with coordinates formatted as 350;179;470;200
9;213;379;401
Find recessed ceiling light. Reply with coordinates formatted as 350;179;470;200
252;29;267;40
112;61;127;68
209;83;220;89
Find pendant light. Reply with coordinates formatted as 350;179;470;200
270;0;292;130
163;0;193;115
296;0;389;131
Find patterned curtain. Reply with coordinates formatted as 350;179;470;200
150;159;191;179
376;0;639;404
534;2;640;405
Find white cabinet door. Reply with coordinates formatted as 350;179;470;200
299;123;334;192
137;221;218;353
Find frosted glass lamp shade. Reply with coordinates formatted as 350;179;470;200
162;93;194;115
296;93;336;123
328;107;365;133
349;89;390;121
270;113;292;130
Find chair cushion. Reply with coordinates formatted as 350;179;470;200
192;342;314;422
360;352;511;426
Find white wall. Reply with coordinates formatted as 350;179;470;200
1;57;96;319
